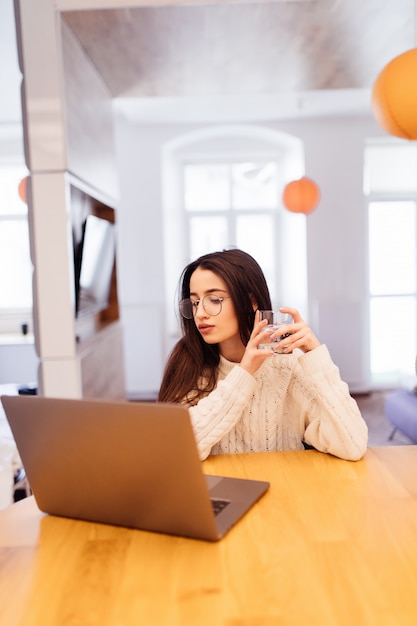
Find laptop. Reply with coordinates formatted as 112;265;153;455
1;395;269;541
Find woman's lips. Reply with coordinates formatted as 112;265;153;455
198;324;215;335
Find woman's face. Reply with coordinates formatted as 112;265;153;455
189;267;243;356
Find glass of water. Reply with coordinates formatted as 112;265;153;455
258;310;294;352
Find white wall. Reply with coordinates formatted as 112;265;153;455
114;124;168;397
0;1;21;125
114;112;385;396
280;115;382;390
0;108;386;393
0;1;386;393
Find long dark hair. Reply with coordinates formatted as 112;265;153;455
158;249;272;403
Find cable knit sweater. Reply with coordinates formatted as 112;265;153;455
187;344;368;461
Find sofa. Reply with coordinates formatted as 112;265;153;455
385;389;417;444
384;357;417;444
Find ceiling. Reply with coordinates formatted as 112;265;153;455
0;0;414;126
60;0;414;122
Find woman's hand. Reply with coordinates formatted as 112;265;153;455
239;308;321;376
239;312;275;375
272;307;320;353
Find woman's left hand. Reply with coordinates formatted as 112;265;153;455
272;307;321;353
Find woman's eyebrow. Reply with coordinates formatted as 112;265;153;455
189;288;228;297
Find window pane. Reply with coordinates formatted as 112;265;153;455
184;163;230;211
189;216;228;259
0;220;32;307
369;201;416;295
232;162;278;210
370;296;416;380
236;214;276;298
0;167;28;216
365;144;417;193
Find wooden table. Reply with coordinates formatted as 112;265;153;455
1;446;417;626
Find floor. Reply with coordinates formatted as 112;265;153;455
353;390;414;447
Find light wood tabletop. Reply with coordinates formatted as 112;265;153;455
1;446;417;626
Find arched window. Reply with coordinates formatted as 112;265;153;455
162;125;307;340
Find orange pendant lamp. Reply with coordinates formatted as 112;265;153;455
282;176;320;215
18;176;28;203
371;48;417;140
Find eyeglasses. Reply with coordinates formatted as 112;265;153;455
179;295;231;319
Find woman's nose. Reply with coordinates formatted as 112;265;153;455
195;300;208;318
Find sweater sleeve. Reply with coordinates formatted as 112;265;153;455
289;345;368;461
187;365;257;460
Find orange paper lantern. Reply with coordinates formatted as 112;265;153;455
18;176;28;203
371;48;417;140
282;177;320;214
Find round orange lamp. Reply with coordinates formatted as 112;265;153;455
282;177;320;214
371;48;417;140
18;176;28;203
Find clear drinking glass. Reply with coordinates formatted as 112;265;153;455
258;310;294;353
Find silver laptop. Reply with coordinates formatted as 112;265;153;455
1;395;269;541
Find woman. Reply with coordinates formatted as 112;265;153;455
159;249;368;461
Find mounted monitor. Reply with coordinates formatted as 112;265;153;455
75;215;116;317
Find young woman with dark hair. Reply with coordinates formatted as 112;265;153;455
158;249;368;461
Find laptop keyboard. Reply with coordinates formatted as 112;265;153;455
211;498;231;516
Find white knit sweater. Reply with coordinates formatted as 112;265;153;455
187;345;368;461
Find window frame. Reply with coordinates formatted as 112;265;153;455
162;126;307;344
365;141;417;386
180;155;286;306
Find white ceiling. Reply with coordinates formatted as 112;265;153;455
61;0;414;123
63;1;412;97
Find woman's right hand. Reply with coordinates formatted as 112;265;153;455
239;312;274;376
